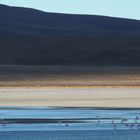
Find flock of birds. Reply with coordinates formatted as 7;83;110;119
59;116;140;129
0;116;140;130
96;116;140;130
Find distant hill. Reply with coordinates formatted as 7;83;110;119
0;4;140;66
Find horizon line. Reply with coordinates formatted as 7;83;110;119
0;3;140;21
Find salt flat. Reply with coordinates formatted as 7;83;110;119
0;87;140;108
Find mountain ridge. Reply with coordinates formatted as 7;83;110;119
0;4;140;66
1;4;140;38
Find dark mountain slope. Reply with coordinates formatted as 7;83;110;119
0;4;140;66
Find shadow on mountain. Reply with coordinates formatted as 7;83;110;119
0;4;140;66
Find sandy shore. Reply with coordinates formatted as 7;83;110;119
0;87;140;108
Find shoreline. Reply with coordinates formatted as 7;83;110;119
0;87;140;108
1;85;140;89
0;65;140;88
0;65;140;107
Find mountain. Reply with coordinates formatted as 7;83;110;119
0;4;140;66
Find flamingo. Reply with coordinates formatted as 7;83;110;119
134;116;139;124
65;123;69;127
120;118;128;128
96;116;100;124
1;119;6;128
129;123;135;129
58;120;61;126
112;119;117;130
120;118;128;124
137;123;140;129
125;123;129;128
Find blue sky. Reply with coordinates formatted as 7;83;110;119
0;0;140;20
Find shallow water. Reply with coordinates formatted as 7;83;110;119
1;130;140;140
0;107;140;139
0;107;140;130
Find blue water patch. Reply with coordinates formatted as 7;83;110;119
0;130;140;140
0;107;140;131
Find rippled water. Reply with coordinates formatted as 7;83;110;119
0;107;140;130
0;107;140;140
1;130;140;140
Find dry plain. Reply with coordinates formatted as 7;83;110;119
0;88;140;107
0;65;140;108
